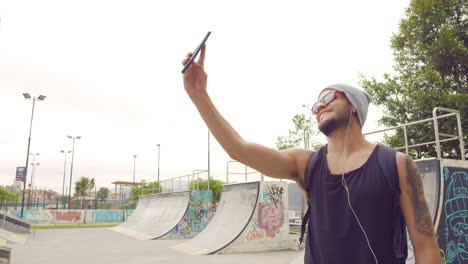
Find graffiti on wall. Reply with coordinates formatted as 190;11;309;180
9;210;50;223
165;190;213;238
264;184;284;204
9;209;134;224
50;211;81;222
438;167;467;264
246;228;265;241
245;184;286;241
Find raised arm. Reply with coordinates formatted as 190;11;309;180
396;152;440;263
182;45;312;186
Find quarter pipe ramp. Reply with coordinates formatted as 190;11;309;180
171;181;290;255
112;190;212;240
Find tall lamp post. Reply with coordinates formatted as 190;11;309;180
132;154;137;206
67;135;81;209
27;152;39;209
156;144;160;183
19;93;46;218
132;154;137;185
29;162;40;209
60;150;71;209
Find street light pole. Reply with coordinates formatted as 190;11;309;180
156;144;160;183
30;161;40;196
26;153;39;209
29;162;40;208
67;135;81;209
60;150;71;209
20;94;46;218
133;154;137;185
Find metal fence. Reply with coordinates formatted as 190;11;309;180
364;107;465;160
141;170;211;194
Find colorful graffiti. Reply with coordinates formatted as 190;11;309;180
229;182;289;252
9;209;134;224
246;228;265;241
258;201;285;237
245;183;287;240
438;167;467;264
165;190;213;239
50;211;81;222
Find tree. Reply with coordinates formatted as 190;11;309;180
130;181;162;201
189;178;223;204
96;187;110;207
359;0;467;159
74;177;96;208
276;112;324;151
0;188;18;203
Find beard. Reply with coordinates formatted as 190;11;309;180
318;112;351;136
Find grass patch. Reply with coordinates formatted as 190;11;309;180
290;228;301;233
32;223;119;229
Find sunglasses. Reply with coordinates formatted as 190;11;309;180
311;90;345;115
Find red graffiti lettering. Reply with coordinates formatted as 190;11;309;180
247;228;264;241
51;211;82;222
258;201;284;237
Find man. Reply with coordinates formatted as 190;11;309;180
181;45;440;263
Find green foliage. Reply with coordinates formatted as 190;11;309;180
359;0;467;159
130;181;162;201
74;177;95;198
0;188;18;202
99;203;111;209
96;187;110;201
276;112;323;151
189;178;223;204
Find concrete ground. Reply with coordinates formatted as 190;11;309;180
8;228;299;264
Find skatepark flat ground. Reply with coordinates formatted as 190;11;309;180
9;228;298;264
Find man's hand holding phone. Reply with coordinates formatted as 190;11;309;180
182;43;208;100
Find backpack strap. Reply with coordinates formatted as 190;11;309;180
376;145;408;261
299;146;325;245
377;145;399;194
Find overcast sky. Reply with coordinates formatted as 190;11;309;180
0;0;409;194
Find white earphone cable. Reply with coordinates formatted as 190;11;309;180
341;109;378;264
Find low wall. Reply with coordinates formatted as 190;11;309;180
7;209;134;224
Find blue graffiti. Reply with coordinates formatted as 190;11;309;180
91;210;134;222
166;190;213;238
441;170;467;264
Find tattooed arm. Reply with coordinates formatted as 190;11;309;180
396;153;440;264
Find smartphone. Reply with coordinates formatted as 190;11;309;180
181;31;211;73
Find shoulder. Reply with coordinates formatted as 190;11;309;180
281;148;314;190
395;152;419;188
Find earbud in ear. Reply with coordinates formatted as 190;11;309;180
352;109;357;113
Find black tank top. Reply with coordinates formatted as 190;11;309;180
304;145;405;264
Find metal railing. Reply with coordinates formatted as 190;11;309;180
141;169;210;195
364;107;465;160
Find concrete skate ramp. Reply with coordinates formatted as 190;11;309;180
162;190;213;239
171;181;290;255
112;191;191;240
0;212;31;234
289;251;304;264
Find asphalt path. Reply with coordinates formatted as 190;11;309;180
9;228;298;264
